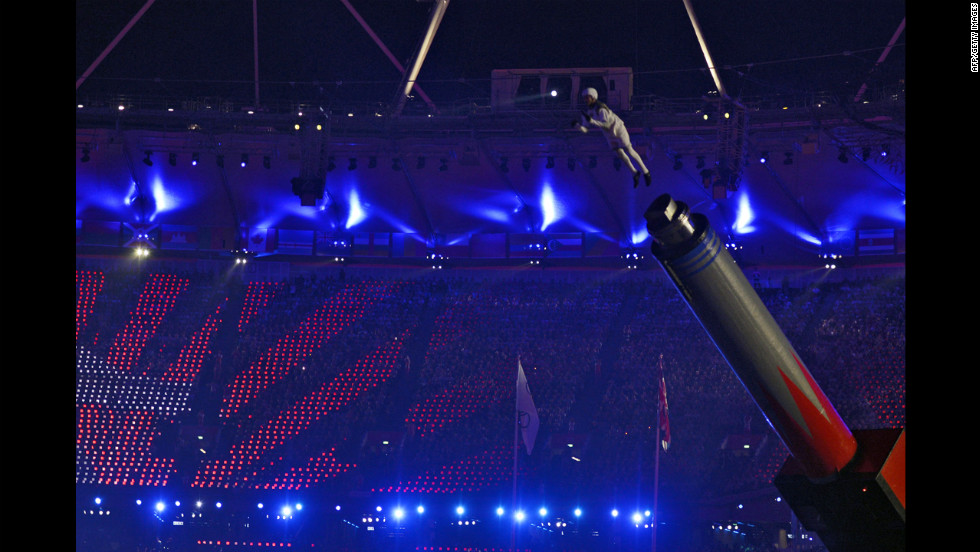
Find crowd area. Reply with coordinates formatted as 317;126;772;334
76;260;905;531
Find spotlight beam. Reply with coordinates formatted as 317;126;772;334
216;157;244;245
760;158;823;241
393;155;435;237
122;143;150;221
477;140;535;231
567;143;629;240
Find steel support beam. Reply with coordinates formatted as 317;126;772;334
76;0;158;91
681;0;727;98
853;18;905;103
339;0;438;114
392;0;450;116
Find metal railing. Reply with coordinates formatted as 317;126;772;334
76;83;904;121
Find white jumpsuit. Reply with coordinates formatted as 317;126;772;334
580;101;649;177
581;101;632;149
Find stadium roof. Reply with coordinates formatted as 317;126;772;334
76;0;906;268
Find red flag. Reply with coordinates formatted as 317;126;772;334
658;357;671;452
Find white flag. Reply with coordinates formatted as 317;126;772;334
516;359;539;455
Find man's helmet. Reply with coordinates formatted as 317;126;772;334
581;87;598;100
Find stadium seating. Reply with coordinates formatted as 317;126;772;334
76;265;904;499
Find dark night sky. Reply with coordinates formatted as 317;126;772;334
75;0;906;104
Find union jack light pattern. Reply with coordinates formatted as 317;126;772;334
75;269;564;493
76;267;904;494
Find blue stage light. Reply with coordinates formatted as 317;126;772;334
540;182;561;230
732;193;757;234
345;189;367;228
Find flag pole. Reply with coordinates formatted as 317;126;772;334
511;407;519;549
511;357;520;550
653;354;663;552
653;408;660;552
